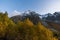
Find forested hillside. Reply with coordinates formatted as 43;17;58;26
0;12;58;40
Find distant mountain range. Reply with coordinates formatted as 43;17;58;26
10;11;60;32
10;11;41;24
10;11;60;40
42;12;60;23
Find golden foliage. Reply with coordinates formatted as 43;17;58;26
0;13;58;40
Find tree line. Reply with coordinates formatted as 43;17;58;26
0;11;58;40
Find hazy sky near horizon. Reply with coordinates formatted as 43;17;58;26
0;0;60;17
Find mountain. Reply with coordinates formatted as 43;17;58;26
9;10;60;40
10;11;41;24
10;15;22;23
53;12;60;23
10;11;60;32
41;12;60;32
42;12;60;23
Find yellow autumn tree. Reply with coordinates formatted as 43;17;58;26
36;22;58;40
0;12;58;40
0;22;6;38
16;18;34;40
24;18;34;27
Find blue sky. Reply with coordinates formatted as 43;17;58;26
0;0;60;17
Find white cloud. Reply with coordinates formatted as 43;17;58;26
11;10;22;16
38;0;60;14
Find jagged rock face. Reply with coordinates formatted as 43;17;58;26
10;11;60;32
10;15;23;23
42;12;60;23
53;12;60;21
10;11;41;24
40;12;60;32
